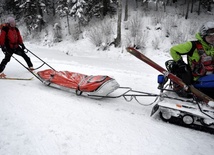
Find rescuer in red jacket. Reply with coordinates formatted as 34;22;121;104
0;17;34;78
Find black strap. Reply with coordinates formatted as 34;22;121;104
195;41;206;56
188;41;197;57
2;25;19;47
188;41;206;56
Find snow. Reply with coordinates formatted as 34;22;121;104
0;40;214;155
1;3;214;154
208;101;214;108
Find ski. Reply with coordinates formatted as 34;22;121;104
0;77;33;80
126;47;214;105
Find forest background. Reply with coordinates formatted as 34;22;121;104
0;0;213;51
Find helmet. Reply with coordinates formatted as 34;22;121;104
6;17;15;24
6;17;16;27
199;21;214;37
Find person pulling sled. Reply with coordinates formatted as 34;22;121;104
169;21;214;98
0;17;34;78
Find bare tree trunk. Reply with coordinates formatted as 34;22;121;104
102;0;109;16
66;14;71;35
146;0;149;9
135;0;138;9
114;0;122;47
163;0;166;12
36;0;42;32
185;0;191;19
190;0;194;13
198;0;201;15
124;0;128;21
207;0;212;12
156;0;159;11
52;0;56;16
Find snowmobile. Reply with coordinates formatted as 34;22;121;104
126;47;214;134
152;73;214;133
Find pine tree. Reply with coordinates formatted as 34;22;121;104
56;0;72;35
70;0;88;25
4;0;20;17
18;0;46;32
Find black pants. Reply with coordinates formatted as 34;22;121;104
0;47;33;73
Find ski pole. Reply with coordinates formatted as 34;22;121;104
25;48;56;71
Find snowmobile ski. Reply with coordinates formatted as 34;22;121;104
0;77;33;80
126;47;214;106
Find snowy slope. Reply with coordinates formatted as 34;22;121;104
0;41;213;155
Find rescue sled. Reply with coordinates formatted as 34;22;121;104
37;69;120;98
15;48;158;101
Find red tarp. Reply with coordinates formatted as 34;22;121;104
37;69;115;92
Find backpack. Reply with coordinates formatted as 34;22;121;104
0;23;7;31
0;23;19;48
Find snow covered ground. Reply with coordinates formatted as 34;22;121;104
0;40;213;155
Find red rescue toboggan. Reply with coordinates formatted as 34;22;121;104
37;69;120;98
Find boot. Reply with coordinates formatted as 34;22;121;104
0;72;6;78
29;67;35;72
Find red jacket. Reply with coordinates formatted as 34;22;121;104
0;25;23;49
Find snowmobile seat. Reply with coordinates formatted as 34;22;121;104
193;74;214;98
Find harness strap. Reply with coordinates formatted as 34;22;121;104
191;41;214;76
195;41;205;56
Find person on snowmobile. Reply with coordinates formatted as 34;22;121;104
170;21;214;82
170;21;214;96
0;17;34;78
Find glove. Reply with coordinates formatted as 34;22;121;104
1;46;7;53
176;59;186;67
20;44;26;50
176;59;189;73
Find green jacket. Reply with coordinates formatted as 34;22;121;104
170;33;214;80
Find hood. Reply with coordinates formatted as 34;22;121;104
195;33;211;49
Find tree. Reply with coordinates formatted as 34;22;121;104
17;0;46;33
124;0;128;21
70;0;87;25
5;0;19;15
114;0;122;47
201;0;213;12
198;0;201;15
56;0;72;35
185;0;191;19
